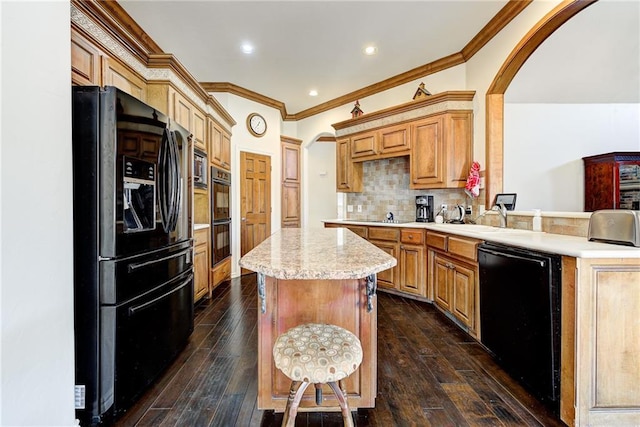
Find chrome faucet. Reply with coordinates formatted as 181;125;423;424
493;203;508;228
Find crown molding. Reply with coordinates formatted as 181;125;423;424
202;0;531;121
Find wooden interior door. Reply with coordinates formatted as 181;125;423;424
240;151;271;273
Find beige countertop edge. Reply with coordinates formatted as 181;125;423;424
322;219;640;259
238;228;398;280
238;259;397;281
194;223;210;230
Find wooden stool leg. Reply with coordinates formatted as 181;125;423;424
327;380;354;427
282;380;310;427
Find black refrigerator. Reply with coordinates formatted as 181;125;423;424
72;86;194;426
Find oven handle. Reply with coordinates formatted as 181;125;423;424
479;247;545;267
128;275;192;315
128;247;192;272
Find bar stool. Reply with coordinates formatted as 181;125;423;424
273;323;363;427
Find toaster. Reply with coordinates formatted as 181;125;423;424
588;210;640;247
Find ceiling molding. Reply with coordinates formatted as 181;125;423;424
202;0;532;121
72;0;163;62
201;82;289;118
461;0;533;60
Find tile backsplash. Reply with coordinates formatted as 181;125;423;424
344;157;481;222
343;156;591;237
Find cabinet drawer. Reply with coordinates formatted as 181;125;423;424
426;232;447;251
346;226;368;239
448;236;480;261
194;228;209;246
368;227;400;242
401;229;425;245
213;257;231;286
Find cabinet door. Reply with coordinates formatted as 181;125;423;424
194;242;208;302
282;142;301;183
221;131;231;170
103;57;146;101
336;138;362;192
282;182;300;227
351;132;377;160
170;88;192;131
444;112;473;188
410;116;444;188
192;108;206;151
451;262;475;327
370;241;398;290
399;244;425;296
379;123;410;156
209;120;231;170
433;253;451;310
71;29;102;86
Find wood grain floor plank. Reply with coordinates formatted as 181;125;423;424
116;275;566;427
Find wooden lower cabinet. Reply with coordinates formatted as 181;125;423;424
370;240;398;291
431;252;475;327
257;276;377;411
399;229;426;297
193;228;210;302
427;231;480;335
211;256;231;292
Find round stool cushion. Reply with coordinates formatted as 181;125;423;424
273;323;363;383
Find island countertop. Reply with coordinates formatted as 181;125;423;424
238;227;397;280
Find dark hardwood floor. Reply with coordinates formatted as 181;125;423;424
115;274;565;427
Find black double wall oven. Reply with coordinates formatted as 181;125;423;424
211;166;231;265
72;86;194;426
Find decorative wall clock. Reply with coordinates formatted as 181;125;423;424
247;112;267;137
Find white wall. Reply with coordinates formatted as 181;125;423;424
305;140;336;227
505;103;640;211
212;94;284;277
1;2;76;426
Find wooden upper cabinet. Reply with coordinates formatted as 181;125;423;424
192;108;206;151
209;118;231;170
71;28;102;86
336;137;363;192
410;112;472;189
379;123;410;156
410;116;444;187
170;87;192;131
351;132;377;160
332;91;475;190
350;123;410;162
103;57;146;101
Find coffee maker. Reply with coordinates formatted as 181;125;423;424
416;195;434;222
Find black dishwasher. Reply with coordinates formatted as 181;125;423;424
478;242;562;415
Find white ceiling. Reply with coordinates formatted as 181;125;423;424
118;1;640;113
118;0;508;113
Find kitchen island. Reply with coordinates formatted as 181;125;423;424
239;228;396;412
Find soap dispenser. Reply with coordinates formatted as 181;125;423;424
532;209;542;232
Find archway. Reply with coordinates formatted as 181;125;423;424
484;0;598;207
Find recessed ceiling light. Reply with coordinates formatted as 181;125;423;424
241;43;254;54
309;90;318;97
364;45;378;56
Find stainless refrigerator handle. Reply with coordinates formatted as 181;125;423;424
128;247;192;272
479;248;545;267
128;275;192;315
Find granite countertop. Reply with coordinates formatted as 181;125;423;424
323;219;640;259
238;228;397;280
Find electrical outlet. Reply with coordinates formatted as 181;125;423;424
357;205;362;213
466;206;473;215
441;204;447;211
347;205;353;212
